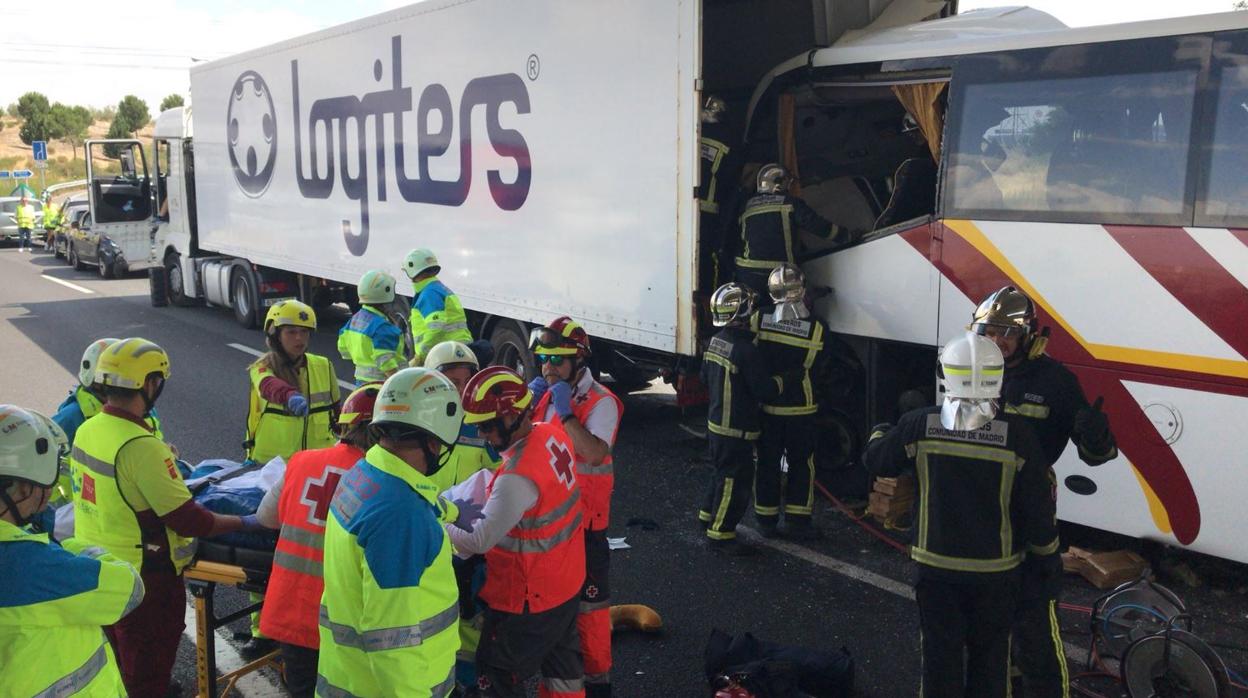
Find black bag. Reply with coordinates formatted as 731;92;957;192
704;628;854;698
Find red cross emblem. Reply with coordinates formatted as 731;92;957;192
81;473;96;504
300;467;347;526
546;437;575;489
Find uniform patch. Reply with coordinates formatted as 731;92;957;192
547;436;575;489
760;317;811;337
707;337;733;359
82;473;96;503
165;458;178;479
923;413;1009;446
301;466;347;526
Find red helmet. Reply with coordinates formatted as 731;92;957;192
462;366;533;424
337;383;382;431
532;315;591;359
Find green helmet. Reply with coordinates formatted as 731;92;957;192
403;248;440;279
372;367;463;447
357;270;397;305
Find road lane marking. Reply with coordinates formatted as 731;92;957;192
228;342;356;392
41;274;93;294
181;602;284;697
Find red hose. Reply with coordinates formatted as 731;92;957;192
814;479;909;553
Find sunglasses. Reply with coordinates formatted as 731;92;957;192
536;354;569;366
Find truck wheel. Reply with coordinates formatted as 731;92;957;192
489;321;535;379
815;408;867;498
165;253;195;307
148;267;169;307
231;268;258;329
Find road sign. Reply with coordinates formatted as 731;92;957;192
12;170;33;178
0;171;9;179
34;160;47;170
32;141;47;161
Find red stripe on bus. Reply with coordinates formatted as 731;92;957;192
936;222;1202;545
1230;229;1248;248
1106;226;1248;361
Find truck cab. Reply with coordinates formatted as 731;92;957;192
83;137;159;274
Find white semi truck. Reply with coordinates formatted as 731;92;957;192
86;0;949;385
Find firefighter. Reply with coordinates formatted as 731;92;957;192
403;248;473;367
70;338;260;696
732;163;860;298
450;366;587;698
970;286;1118;698
698;95;743;292
338;269;409;384
318;368;469;697
0;406;143;698
698;282;794;552
528;316;623;697
246;300;340;465
863;332;1058;698
253;383;381;697
753;264;833;540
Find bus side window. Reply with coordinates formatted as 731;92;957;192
1199;33;1248;226
946;38;1203;225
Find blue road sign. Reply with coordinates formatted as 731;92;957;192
12;170;33;178
0;171;10;179
32;141;47;161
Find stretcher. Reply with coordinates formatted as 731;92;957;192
184;541;280;698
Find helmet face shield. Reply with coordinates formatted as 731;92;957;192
710;283;755;327
940;397;999;431
971;323;1026;340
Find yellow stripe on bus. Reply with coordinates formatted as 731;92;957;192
945;219;1248;381
1128;459;1173;535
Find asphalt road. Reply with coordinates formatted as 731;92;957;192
6;244;1248;697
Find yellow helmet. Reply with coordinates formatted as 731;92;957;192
96;338;170;390
264;299;317;335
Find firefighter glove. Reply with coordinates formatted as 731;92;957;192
1074;397;1111;449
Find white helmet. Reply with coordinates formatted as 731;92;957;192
424;341;479;372
403;248;441;280
0;406;68;488
357;270;397;305
372;367;463;447
939;332;1004;430
80;337;120;387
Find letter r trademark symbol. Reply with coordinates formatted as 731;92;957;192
527;54;540;81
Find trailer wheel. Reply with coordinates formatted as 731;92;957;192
148;267;169;307
489;321;535;379
231;268;258;329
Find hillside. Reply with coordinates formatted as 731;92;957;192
0;117;156;189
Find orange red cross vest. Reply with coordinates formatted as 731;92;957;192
535;381;622;531
259;442;363;648
481;421;586;614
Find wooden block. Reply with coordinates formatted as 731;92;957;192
873;475;916;497
868;491;914;518
1063;546;1147;590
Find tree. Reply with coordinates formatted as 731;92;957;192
47;104;93;159
159;94;185;112
104;116;131;158
6;103;19;118
16;92;52;145
116;95;150;137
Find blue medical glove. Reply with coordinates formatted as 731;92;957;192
528;376;549;404
286;393;309;416
239;514;265;532
550;381;574;420
450;498;485;533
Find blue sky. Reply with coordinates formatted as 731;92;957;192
2;0;1242;113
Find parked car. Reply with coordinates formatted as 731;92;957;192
66;211;129;278
0;197;44;244
49;196;89;259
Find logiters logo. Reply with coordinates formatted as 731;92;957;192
226;35;533;257
227;71;278;198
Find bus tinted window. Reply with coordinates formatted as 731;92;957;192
1202;58;1248;225
948;70;1198;222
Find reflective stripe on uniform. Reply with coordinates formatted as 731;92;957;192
585;671;611;685
580;599;611;613
498;512;583;553
1004;403;1050;419
516;489;581;530
71;446;116;477
274;549;323;578
576;461;614;476
280;524;325;551
122;573;144;616
909;546;1023;573
543;677;585;694
914;439;1023;570
318;603;459;652
431;668;457;698
31;642;109;698
315;674;362;698
734;256;786;269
